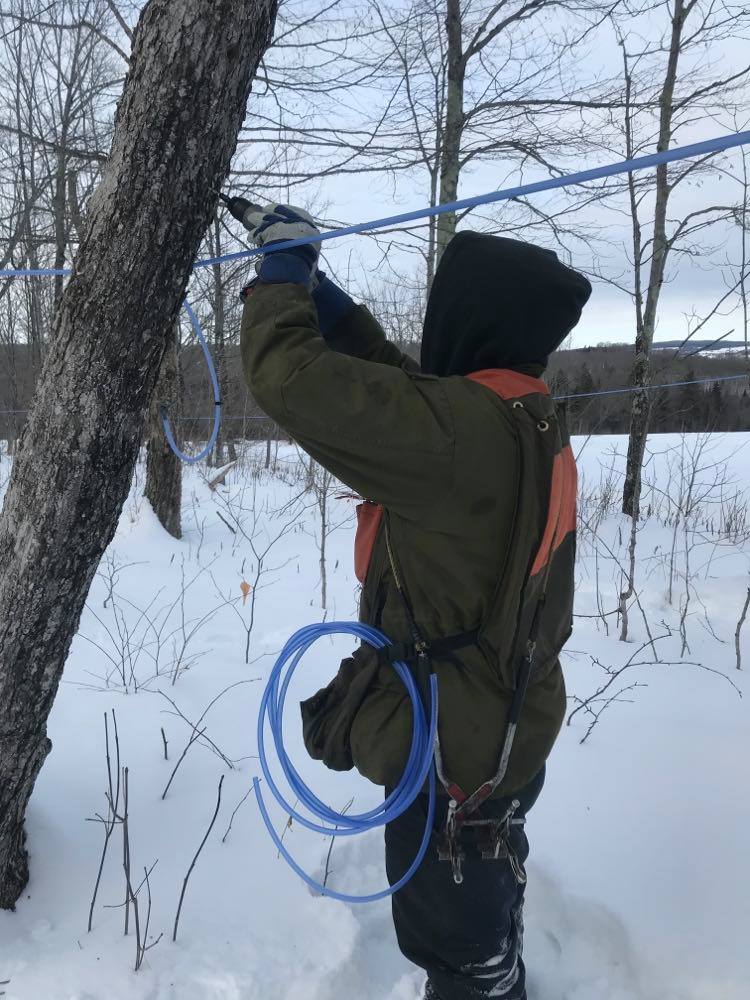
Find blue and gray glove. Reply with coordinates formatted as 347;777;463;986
234;201;320;287
223;196;355;330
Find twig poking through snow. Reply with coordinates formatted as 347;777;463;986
173;775;224;942
161;726;207;801
736;586;750;670
87;710;121;933
222;786;254;844
137;865;163;970
322;797;354;890
277;796;300;858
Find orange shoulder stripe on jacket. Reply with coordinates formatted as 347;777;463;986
466;368;549;399
530;444;577;577
354;502;383;584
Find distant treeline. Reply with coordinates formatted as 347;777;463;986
0;343;275;447
2;340;748;445
545;343;749;434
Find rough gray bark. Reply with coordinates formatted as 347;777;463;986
0;0;277;909
144;322;182;539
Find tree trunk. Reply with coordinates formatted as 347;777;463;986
0;0;277;909
435;0;464;266
144;322;182;539
622;0;686;515
425;160;440;292
740;148;748;362
52;111;71;313
319;492;328;611
210;217;230;466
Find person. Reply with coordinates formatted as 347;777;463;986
238;203;591;1000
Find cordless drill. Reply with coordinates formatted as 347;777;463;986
215;190;262;229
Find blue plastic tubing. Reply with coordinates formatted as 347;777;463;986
1;128;749;462
253;621;438;902
158;299;221;464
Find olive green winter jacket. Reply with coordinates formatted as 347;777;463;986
241;283;573;797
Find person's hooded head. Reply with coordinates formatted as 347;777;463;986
420;232;592;378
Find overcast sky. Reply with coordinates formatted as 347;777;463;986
234;1;749;352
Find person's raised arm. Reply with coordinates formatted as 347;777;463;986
232;200;417;372
235;202;450;508
241;282;452;512
311;274;419;372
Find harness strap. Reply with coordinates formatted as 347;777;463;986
377;628;480;666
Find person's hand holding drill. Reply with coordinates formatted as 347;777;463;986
222;195;358;336
222;197;321;288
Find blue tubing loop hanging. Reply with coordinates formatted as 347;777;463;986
159;299;221;464
253;620;438;903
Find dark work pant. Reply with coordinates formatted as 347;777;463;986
385;769;544;1000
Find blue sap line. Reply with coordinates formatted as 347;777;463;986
254;620;438;903
0;273;221;461
1;128;749;461
555;371;748;401
193;130;750;269
2;129;749;904
158;299;221;464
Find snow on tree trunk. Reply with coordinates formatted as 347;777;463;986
144;322;182;539
0;0;277;909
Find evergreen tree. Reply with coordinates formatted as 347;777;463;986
649;386;671;432
549;370;571;425
707;381;725;429
570;362;597;433
677;368;704;431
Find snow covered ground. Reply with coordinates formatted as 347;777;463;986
1;433;748;1000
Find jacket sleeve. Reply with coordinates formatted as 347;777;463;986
241;283;453;512
325;304;420;371
312;276;420;372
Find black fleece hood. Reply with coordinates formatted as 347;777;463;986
420;232;592;377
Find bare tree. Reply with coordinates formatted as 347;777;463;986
736;585;750;671
615;0;750;516
737;137;749;360
0;0;130;475
0;0;278;909
303;454;352;611
363;0;611;286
